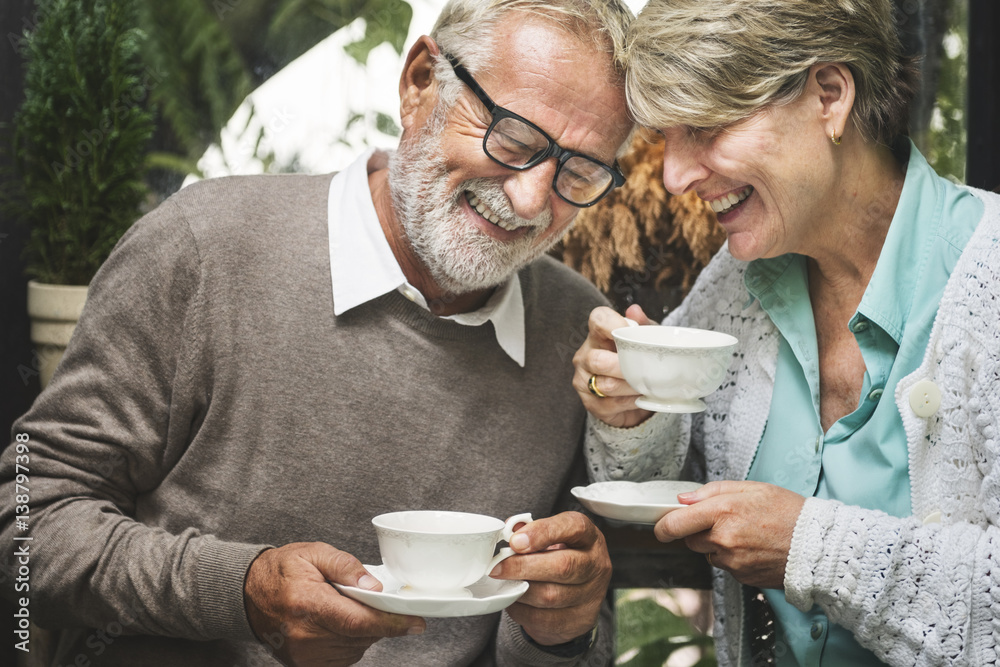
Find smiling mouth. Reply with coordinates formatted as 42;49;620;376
706;186;754;215
466;191;523;232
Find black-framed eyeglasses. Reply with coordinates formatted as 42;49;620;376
444;53;625;208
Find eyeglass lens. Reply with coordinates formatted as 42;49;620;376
486;117;614;205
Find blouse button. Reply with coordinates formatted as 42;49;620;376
868;387;884;402
810;621;824;640
908;380;941;418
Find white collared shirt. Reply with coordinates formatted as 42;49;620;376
327;148;526;367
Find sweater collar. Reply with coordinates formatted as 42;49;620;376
327;148;526;367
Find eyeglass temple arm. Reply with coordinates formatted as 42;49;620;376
443;53;499;114
444;52;625;189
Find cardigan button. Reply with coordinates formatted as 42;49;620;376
922;511;942;525
908;380;941;418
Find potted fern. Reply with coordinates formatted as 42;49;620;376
10;0;154;387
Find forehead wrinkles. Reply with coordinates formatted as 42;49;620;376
477;49;628;163
471;14;626;150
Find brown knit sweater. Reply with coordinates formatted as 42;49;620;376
1;173;612;665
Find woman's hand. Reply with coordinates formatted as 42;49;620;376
655;481;806;590
572;304;657;428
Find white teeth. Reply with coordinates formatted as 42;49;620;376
708;186;753;214
467;192;518;231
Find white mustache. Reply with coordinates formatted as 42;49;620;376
461;178;552;231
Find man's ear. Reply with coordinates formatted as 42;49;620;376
811;63;856;142
399;36;442;132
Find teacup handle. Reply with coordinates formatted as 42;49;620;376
487;512;534;574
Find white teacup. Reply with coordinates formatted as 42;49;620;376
372;510;533;597
612;325;738;413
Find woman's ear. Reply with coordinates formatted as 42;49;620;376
399;36;442;132
811;63;855;142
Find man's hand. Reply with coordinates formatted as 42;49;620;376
656;481;806;589
244;542;426;666
489;512;611;646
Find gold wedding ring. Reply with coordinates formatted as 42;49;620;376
587;375;607;398
706;552;715;568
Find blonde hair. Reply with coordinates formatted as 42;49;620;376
430;0;634;109
626;0;919;145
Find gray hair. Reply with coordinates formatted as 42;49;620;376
626;0;920;145
429;0;635;111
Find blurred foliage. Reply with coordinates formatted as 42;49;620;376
899;0;969;183
139;0;252;178
920;0;968;182
8;0;155;285
616;590;716;667
5;0;412;284
141;0;412;186
375;111;402;138
219;0;413;74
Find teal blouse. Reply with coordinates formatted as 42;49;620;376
744;141;982;666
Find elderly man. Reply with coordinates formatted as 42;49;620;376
0;1;635;665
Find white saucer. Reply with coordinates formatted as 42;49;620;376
333;565;529;618
571;480;703;524
635;396;706;413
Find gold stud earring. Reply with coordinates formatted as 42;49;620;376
831;131;841;146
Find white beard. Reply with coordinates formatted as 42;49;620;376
387;116;561;296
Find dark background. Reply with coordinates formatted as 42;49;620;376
1;4;40;664
967;0;999;193
1;0;38;454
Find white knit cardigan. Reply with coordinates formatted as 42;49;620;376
587;187;1000;666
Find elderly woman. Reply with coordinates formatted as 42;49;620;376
573;0;1000;665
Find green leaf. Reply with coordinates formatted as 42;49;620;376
617;597;696;654
615;592;716;667
375;112;400;137
344;0;413;65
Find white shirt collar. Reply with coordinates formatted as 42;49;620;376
327;148;526;367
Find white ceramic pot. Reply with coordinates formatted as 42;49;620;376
27;280;88;388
